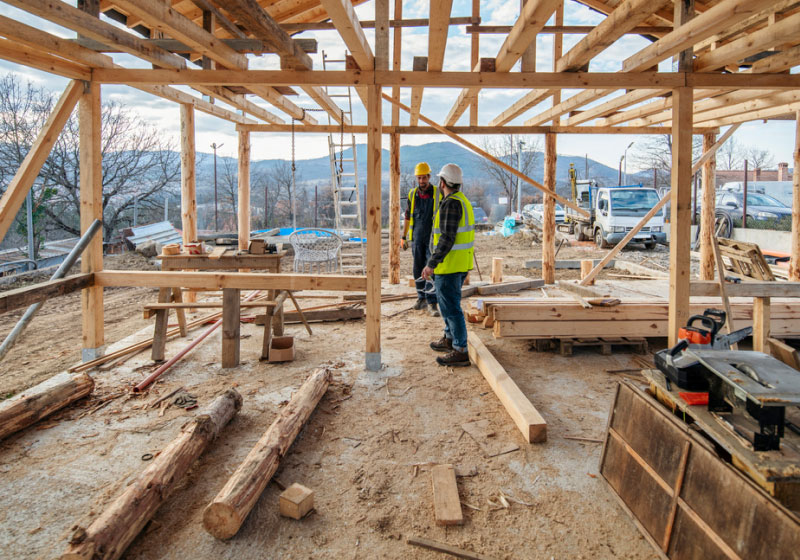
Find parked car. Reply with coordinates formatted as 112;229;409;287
472;206;489;224
720;181;793;208
695;191;791;223
522;203;565;224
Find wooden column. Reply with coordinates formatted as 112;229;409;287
389;133;401;284
222;288;240;368
237;130;250;251
542;133;556;284
668;87;693;346
80;81;104;361
365;86;382;371
699;131;716;281
374;0;389;71
180;104;197;304
790;111;800;281
469;0;480;126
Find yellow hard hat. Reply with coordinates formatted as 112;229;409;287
414;162;431;176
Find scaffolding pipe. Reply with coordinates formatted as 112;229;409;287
0;219;103;362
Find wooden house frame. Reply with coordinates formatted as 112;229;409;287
0;0;798;369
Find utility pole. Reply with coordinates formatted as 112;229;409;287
517;139;525;215
164;195;169;222
210;142;223;231
618;156;623;185
623;141;634;185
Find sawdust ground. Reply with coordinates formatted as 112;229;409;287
0;233;663;559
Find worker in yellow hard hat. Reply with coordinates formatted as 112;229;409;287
402;161;441;316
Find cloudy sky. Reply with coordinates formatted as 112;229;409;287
1;0;797;172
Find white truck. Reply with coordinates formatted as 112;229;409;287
559;164;666;249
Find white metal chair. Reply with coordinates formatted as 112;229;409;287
289;228;343;273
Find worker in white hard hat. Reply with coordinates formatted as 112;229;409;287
422;163;475;367
402;161;441;316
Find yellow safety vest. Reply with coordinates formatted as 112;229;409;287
432;191;475;274
406;186;440;242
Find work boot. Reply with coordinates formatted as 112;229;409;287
427;302;440;317
430;336;453;352
413;299;427;310
436;350;471;367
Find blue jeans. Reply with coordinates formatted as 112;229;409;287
412;240;437;304
434;272;468;352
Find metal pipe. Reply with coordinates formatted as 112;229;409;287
0;219;103;362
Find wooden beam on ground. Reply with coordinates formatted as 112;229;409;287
203;368;331;539
430;464;463;526
382;94;589;218
61;389;241;560
0;274;94;315
0;372;93;440
237;130;250;251
366;86;382;371
790;111;800;282
389;133;401;284
94;271;367;291
467;333;547;443
255;307;364;324
542;133;556;284
475;279;545;295
0;80;81;244
690;281;800;298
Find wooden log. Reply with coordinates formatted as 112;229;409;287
203;367;331;539
0;372;93;440
491;257;503;284
431;464;463;526
467;333;546;442
61;388;242;560
580;260;594;285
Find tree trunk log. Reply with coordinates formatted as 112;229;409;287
203;368;331;539
61;388;243;560
0;372;93;440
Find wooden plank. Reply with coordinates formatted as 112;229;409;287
691;281;800;298
767;337;800;369
476;279;545;296
467;333;547;443
407;536;496;560
94;271;366;291
172;287;188;337
255;307;364;324
752;297;770;353
0;274;93;315
0;80;82;243
711;237;736;344
557;280;608;298
430;465;463;526
222;288;240;368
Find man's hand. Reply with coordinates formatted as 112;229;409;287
422;266;434;280
400;238;408;250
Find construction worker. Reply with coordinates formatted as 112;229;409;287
422;163;474;367
402;161;441;316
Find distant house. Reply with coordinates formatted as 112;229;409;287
716;162;793;186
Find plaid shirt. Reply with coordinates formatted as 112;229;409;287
427;192;463;269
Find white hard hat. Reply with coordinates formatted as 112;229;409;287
438;163;463;186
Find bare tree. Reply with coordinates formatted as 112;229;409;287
479;135;541;214
716;136;744;171
630;134;702;190
744;146;774;171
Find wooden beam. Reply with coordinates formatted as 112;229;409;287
489;89;553;127
221;288;240;368
180;104;198;250
239;124;705;135
72;37;318;54
0;81;81;244
94;271;367;291
0;39;91;80
390;0;402;127
699;131;716;281
572;89;666;126
383;94;589;217
409;0;453;125
0;274;93;315
467;333;547;443
469;0;480;126
556;0;669;72
622;0;777;72
791;110;800;282
389;133;401;284
366;86;382;371
374;0;390;71
668;86;693;347
696;100;800;127
237;129;250;251
319;0;374;70
690;281;800;298
80;81;104;357
542;133;556;284
753;297;770;353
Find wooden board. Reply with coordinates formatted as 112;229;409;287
430;464;463;526
254;307;364;324
461;419;521;457
0;273;93;314
601;381;800;558
467;333;547;443
475;279;544;296
767;337;800;370
94;270;366;291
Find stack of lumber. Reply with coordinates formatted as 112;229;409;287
481;298;800;339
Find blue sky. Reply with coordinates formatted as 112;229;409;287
0;0;797;172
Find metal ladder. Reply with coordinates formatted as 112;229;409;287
323;50;365;274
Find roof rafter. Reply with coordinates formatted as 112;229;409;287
409;0;454;125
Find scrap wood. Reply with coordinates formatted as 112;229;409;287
587;298;621;307
461;419;520;458
431;464;463;526
287;291;313;335
563;435;605;443
407;537;497;560
476;279;545;296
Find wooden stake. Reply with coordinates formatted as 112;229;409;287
580;260;595;285
62;389;242;560
0;372;93;440
203;368;331;539
491;257;503;284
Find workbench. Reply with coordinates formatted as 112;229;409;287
643;368;800;511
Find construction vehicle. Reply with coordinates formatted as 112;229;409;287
559;163;666;249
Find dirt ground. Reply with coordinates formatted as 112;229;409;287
0;232;664;559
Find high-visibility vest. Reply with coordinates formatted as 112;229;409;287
432;191;475;274
406;186;440;242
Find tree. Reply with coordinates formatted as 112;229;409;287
629;134;702;190
479;135;541;214
744;146;774;171
0;74;181;244
716;136;743;171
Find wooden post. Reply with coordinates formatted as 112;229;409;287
469;0;480;126
203;368;331;540
238;129;250;251
180;103;198;304
699;131;716;281
151;287;170;362
365;86;382;371
491;257;503;284
790;111;800;281
389;132;401;284
542;133;556;284
222;288;240;368
580;260;594;285
80;81;104;361
668;87;693;346
62;389;242;560
753;297;770;353
374;0;389;71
